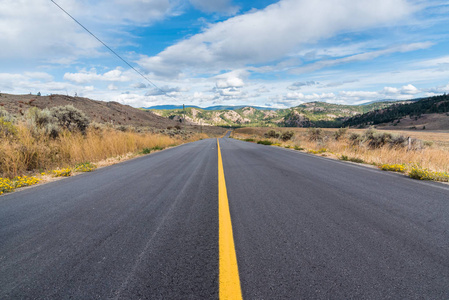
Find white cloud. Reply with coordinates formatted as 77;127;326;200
108;84;118;90
381;87;400;95
290;42;434;74
339;91;380;99
138;0;415;77
381;84;420;95
216;77;244;88
400;84;420;94
427;82;449;94
0;0;180;62
64;68;131;83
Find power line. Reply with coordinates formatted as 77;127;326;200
50;0;171;97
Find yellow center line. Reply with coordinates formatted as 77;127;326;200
217;138;243;300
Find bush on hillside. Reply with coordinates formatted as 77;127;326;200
265;129;280;138
50;105;89;134
281;130;294;141
334;128;347;140
307;128;323;141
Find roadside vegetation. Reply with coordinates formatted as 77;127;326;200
232;127;449;183
0;105;208;194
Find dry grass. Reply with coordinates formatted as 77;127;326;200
233;127;449;174
0;122;208;178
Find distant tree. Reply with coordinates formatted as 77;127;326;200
37;92;41;96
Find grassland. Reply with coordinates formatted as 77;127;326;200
232;127;449;181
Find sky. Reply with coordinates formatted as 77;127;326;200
1;0;449;108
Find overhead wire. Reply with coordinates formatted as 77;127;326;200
49;0;172;97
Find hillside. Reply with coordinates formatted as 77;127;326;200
0;93;183;129
342;94;449;129
148;101;401;128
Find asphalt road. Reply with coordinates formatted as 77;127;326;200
1;136;449;299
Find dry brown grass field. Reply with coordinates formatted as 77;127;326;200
0;122;209;178
233;127;449;174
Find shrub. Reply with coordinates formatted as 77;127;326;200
307;128;323;141
265;129;280;138
334;128;347;140
281;130;294;141
243;138;255;142
140;148;151;154
257;140;272;145
26;107;61;138
51;105;89;134
388;135;407;148
0;118;17;138
423;141;433;147
294;145;304;151
364;129;392;149
339;155;364;163
348;132;362;145
0;107;15;123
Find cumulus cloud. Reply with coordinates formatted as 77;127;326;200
339;91;379;99
381;84;420;96
216;77;244;88
401;84;420;94
0;0;180;62
64;69;131;83
138;0;415;77
211;70;248;100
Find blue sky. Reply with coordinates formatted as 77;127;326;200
1;0;448;108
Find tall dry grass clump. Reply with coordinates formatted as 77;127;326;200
0;106;206;178
233;127;449;174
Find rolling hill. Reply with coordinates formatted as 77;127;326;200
146;101;405;128
342;94;449;129
0;93;179;129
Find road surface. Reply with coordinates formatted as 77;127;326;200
1;136;449;299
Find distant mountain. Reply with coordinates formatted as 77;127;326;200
145;104;277;111
143;97;449;128
143;105;201;110
143;101;400;127
359;99;416;106
204;105;277;111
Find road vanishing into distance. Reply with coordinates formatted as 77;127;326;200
1;134;449;299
